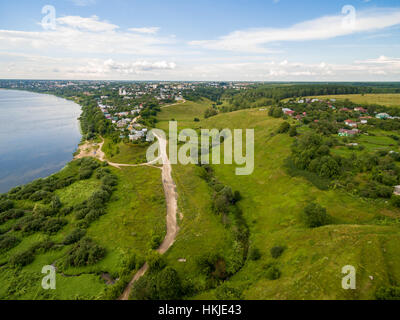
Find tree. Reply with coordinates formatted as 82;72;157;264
277;122;290;133
156;267;183;300
303;202;331;228
146;251;166;272
289;125;297;137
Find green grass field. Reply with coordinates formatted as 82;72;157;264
156;103;400;300
102;138;148;165
306;94;400;107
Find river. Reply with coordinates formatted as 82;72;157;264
0;89;81;193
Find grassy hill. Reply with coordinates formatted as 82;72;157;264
156;101;400;300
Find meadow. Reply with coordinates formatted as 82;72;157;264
155;101;400;299
306;94;400;107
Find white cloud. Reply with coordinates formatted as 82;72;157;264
129;27;160;34
0;16;175;56
56;15;118;32
189;8;400;53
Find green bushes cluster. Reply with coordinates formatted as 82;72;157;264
0;234;21;253
63;238;106;267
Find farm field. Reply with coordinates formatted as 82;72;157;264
305;94;400;107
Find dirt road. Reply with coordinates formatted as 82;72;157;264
118;132;179;300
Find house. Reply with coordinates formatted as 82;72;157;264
394;185;400;196
376;113;390;119
354;107;368;113
360;119;368;124
338;129;359;137
282;108;295;116
344;119;358;128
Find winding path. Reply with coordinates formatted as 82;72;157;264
75;124;180;300
118;132;179;300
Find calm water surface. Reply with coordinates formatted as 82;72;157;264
0;89;81;193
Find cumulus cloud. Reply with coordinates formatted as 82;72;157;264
0;15;175;56
129;27;160;34
56;15;118;32
189;8;400;53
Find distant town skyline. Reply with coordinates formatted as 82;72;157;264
0;0;400;81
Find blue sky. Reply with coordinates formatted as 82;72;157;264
0;0;399;80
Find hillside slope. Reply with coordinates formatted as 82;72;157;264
157;101;400;300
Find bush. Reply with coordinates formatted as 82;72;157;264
63;229;86;245
64;238;106;267
264;264;281;280
376;286;400;300
0;209;25;224
10;249;35;267
270;246;285;259
277;122;290;134
0;234;21;253
156;267;183;300
289;125;298;137
391;195;400;208
248;247;261;261
215;284;243;300
146;251;166;272
130;275;158;300
78;168;93;180
149;234;162;250
303;202;331;228
59;206;73;216
0;200;14;213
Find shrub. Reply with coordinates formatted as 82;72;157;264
64;238;106;267
303;202;331;228
215;284;243;300
63;229;86;245
270;246;285;259
146;251;166;272
277;122;290;134
0;200;14;213
0;209;25;224
130;275;158;300
149;234;162;250
156;267;183;300
0;234;20;253
391;195;400;208
264;264;281;280
78;168;93;180
10;249;35;267
248;247;261;261
59;206;73;216
376;286;400;300
289;125;298;137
